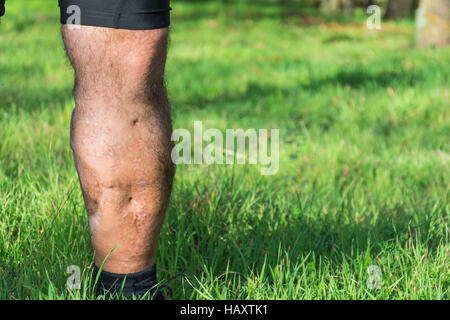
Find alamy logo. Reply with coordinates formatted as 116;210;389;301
367;5;382;30
366;265;382;290
171;121;279;175
66;5;81;29
66;265;81;290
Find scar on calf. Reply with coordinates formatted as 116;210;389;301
138;181;147;187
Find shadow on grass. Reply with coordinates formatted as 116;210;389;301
172;0;329;25
169;57;431;119
0;62;73;114
1;58;428;116
162;172;445;297
0;85;72;113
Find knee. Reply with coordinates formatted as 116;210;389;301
62;26;169;105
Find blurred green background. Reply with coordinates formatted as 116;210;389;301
0;0;448;299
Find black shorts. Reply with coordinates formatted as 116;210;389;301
58;0;170;30
0;0;5;17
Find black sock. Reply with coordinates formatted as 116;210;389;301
92;264;168;300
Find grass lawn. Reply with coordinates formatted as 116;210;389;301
0;0;448;299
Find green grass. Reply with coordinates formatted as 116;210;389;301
0;0;449;299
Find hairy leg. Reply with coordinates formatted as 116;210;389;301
62;25;174;274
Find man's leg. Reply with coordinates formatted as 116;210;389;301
62;25;174;297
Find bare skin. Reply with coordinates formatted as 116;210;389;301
62;25;174;274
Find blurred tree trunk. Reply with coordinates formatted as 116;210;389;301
320;0;340;14
320;0;353;15
416;0;450;48
384;0;415;19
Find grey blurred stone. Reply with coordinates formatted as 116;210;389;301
416;0;450;48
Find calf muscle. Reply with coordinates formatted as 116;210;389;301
62;25;174;273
